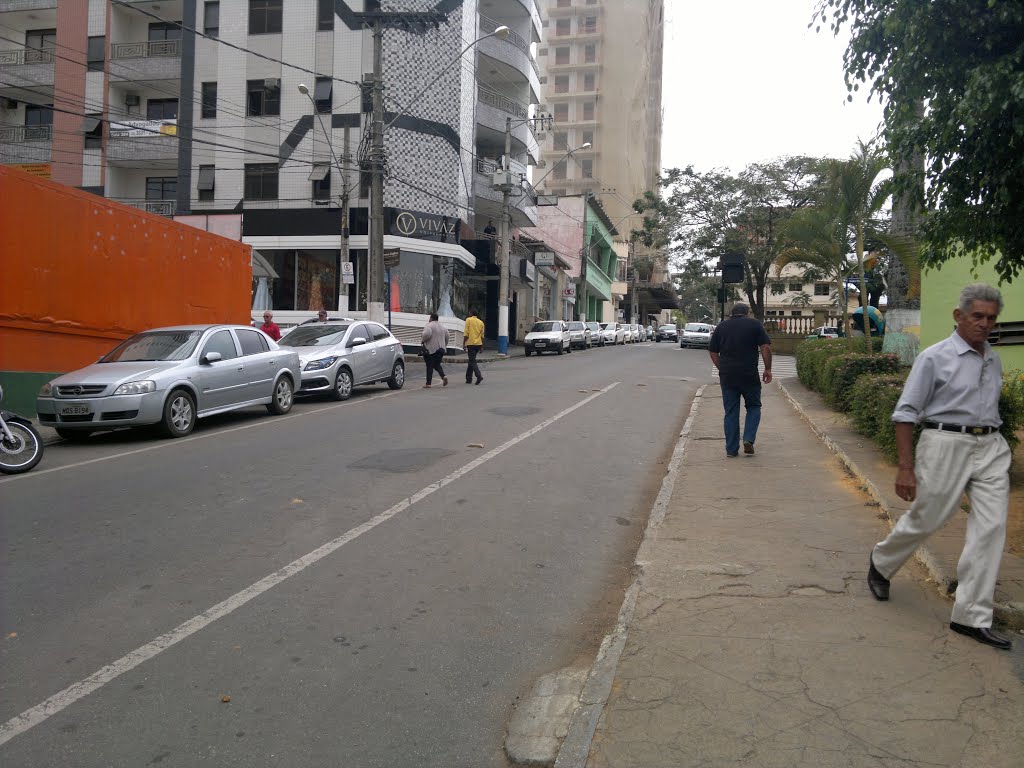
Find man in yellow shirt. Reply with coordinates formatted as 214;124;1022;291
463;307;485;385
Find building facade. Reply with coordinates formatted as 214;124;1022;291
0;0;543;344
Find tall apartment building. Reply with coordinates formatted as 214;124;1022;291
0;0;544;341
535;0;663;229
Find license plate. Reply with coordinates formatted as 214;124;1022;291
536;342;547;346
59;403;91;416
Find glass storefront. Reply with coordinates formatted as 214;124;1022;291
386;251;486;318
256;249;340;311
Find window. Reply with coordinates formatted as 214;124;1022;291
582;129;593;145
554;75;569;93
244;163;279;200
552;161;566;180
770;282;784;294
317;0;334;30
555;18;570;36
814;283;830;296
790;310;803;317
583;73;595;91
554;46;569;65
201;82;217;118
249;0;283;34
236;329;266;356
87;36;104;72
369;324;390;341
311;168;331;200
146;176;177;201
583;101;594;120
204;2;220;37
553;131;568;150
313;77;332;113
553;103;568;122
581;159;593;178
581;16;597;33
148;22;182;42
202;330;239;360
25;28;56;50
788;281;802;292
83;114;103;148
197;165;215;201
247;79;280;116
24;104;52;127
557;0;571;6
584;44;596;63
146;98;178;120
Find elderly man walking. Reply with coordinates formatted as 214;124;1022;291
421;312;449;388
868;284;1012;650
708;303;772;457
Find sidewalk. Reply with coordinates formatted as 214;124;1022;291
551;383;1024;768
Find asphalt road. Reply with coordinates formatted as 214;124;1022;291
0;342;714;767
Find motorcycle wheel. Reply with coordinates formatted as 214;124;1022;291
0;420;44;474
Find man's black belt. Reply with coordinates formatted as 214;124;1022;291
923;422;996;435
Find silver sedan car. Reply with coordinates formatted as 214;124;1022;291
278;320;405;401
37;325;301;439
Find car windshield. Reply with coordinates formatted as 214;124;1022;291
568;322;584;330
661;324;676;330
587;323;601;331
684;324;708;332
531;322;561;332
101;330;203;362
279;324;351;347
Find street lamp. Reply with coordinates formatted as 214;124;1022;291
298;83;352;312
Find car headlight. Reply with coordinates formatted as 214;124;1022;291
304;356;339;371
114;380;156;396
39;383;53;397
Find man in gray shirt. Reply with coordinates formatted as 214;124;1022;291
868;283;1011;649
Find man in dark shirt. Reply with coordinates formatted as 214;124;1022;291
708;303;772;457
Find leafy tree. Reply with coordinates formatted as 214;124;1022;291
813;0;1024;282
671;257;721;323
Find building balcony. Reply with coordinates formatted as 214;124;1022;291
547;1;604;17
107;134;178;165
0;48;55;90
109;39;181;82
0;124;51;162
0;0;58;10
117;198;178;217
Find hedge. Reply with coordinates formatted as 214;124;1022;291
825;353;902;412
795;337;883;392
848;372;913;463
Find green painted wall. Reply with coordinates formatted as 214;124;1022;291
0;371;57;419
921;260;1024;370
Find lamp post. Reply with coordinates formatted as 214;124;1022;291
298;83;351;312
498;140;591;353
365;24;510;324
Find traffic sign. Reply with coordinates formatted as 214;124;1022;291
383;248;401;268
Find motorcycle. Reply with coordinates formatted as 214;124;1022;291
0;384;44;474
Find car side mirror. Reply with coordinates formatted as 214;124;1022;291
349;337;368;348
202;351;222;364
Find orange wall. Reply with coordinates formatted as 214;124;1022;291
0;166;252;373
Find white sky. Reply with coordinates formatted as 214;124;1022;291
660;0;885;174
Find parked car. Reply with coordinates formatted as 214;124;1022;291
679;322;716;348
37;325;300;439
586;321;605;346
646;325;656;340
566;321;592;350
809;325;841;339
278;320;405;401
655;323;678;342
600;322;625;345
524;321;571;356
632;324;644;342
622;324;635;343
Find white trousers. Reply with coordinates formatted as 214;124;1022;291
872;429;1011;627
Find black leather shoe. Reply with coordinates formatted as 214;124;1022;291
867;556;890;601
949;622;1012;650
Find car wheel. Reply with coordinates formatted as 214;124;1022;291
162;389;196;438
557;343;564;355
268;376;294;414
524;348;531;357
330;368;353;401
387;360;405;390
56;427;92;442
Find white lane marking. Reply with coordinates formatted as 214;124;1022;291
0;382;620;747
0;390;402;485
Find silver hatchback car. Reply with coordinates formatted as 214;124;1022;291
37;325;301;439
278;320;405;401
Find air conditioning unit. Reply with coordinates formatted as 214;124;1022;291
264;78;281;89
124;93;140;107
2;98;17;110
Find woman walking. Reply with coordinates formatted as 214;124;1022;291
421;313;449;388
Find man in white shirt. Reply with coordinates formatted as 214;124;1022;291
868;284;1011;649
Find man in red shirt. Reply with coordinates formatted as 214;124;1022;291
260;311;281;341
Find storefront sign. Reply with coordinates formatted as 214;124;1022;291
563;286;576;299
383;248;401;268
109;119;177;138
535;252;555;267
11;163;51;178
520;260;536;284
341;261;355;284
387;208;462;243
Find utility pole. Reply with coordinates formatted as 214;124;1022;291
340;127;350;311
367;18;386;324
497;116;513;355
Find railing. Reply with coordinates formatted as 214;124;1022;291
0;124;52;142
480;16;539;76
477;84;529;119
764;315;846;336
0;47;55;65
476;158;500;174
111;39;180;59
120;199;178;217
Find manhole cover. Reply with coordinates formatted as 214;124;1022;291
350;448;455;473
487;406;543;417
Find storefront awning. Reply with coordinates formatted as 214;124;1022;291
251;250;279;279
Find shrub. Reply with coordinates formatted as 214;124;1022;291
795;337;884;392
848;371;912;463
827;353;902;412
1000;369;1024;452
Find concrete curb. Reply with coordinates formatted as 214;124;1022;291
547;386;708;768
776;379;1024;629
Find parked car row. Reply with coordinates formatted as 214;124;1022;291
36;320;406;440
523;321;661;355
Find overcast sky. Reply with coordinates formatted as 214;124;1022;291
660;0;885;174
